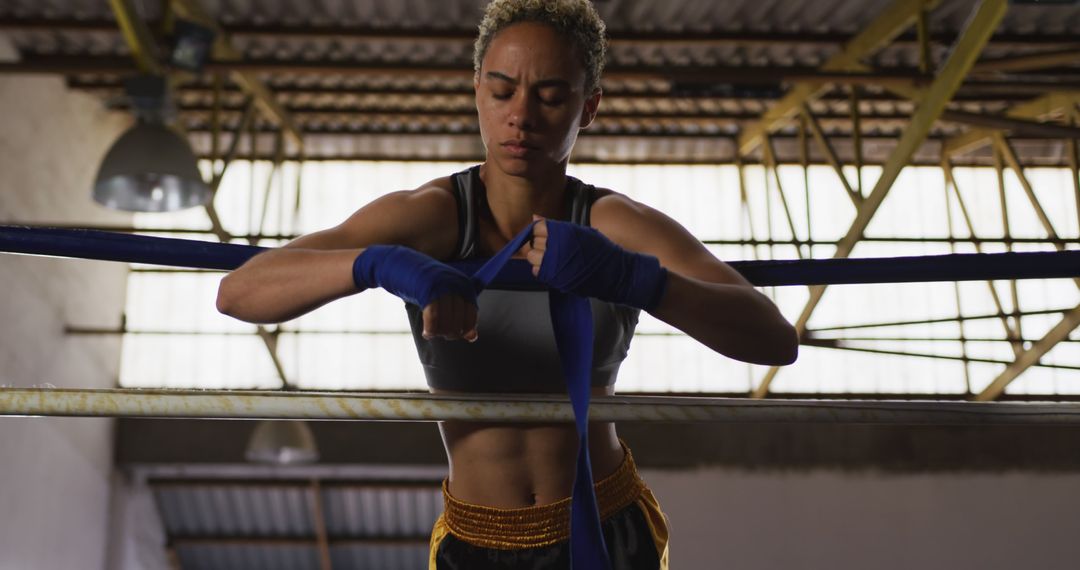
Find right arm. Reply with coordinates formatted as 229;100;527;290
216;183;459;324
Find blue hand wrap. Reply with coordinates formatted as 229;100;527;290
352;245;478;308
537;220;669;312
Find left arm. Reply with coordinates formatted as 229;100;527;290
527;192;798;366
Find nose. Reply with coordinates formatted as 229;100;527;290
507;93;536;131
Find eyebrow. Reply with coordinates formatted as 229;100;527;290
484;71;571;89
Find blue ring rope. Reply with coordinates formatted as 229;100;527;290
0;225;1077;287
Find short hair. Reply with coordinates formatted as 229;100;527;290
474;0;607;93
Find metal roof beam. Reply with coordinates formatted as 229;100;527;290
168;0;303;150
974;304;1080;401
993;133;1071;249
751;0;1008;399
800;338;1080;370
960;132;1080;400
974;48;1080;74
800;104;863;207
942;110;1080;139
64;77;1076;102
106;0;162;74
943;92;1080;156
5;54;932;86
942;159;1024;357
309;480;332;570
109;416;1080;470
737;0;943;156
10;17;1080;48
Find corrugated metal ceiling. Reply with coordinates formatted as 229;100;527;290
2;0;1078;164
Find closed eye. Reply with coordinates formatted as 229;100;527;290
538;86;569;107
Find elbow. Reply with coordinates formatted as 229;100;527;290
777;324;800;365
748;324;798;367
764;312;800;365
215;273;242;317
756;293;800;366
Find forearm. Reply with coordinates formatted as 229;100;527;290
650;271;799;366
216;247;361;323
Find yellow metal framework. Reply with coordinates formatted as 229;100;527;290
737;0;943;156
107;0;296;388
169;0;304;148
943;92;1080;157
752;0;1008;399
107;0;162;74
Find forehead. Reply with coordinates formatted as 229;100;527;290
482;22;585;81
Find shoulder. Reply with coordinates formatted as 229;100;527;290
285;175;461;259
587;189;670;253
394;176;459;224
589;188;750;286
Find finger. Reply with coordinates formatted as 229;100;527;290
463;303;478;342
532;218;547;238
430;295;455;339
422;301;439;339
445;295;464;339
526;248;544;267
531;236;546;251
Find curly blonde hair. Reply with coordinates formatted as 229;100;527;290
474;0;607;93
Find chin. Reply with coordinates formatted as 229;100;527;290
494;155;547;177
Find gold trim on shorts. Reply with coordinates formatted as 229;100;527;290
440;444;646;550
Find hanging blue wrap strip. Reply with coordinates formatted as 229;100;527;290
469;222;612;570
550;290;611;570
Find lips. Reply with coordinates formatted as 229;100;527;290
501;139;537;157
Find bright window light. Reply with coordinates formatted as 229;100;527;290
119;162;1080;396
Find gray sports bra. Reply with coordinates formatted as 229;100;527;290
404;166;640;393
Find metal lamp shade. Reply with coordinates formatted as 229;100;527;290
245;420;320;465
93;122;209;212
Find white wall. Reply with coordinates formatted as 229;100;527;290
644;468;1080;570
0;34;132;570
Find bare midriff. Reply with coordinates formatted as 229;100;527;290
434;386;625;508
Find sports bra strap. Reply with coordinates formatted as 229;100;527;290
451;166;595;261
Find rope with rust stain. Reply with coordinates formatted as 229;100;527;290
3;387;1080;424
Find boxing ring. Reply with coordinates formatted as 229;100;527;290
3;222;1078;569
2;224;1079;425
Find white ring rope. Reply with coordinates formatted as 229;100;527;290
2;388;1079;424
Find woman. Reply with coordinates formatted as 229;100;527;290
217;0;798;567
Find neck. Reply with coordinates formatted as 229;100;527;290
478;163;569;240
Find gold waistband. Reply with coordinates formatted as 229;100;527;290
441;444;645;550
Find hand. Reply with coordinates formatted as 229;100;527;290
522;215;668;311
422;293;478;341
353;245;479;341
523;215;549;277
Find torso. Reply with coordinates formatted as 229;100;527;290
437;399;624;507
421;170;627;508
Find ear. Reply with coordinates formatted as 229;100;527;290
579;88;602;129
